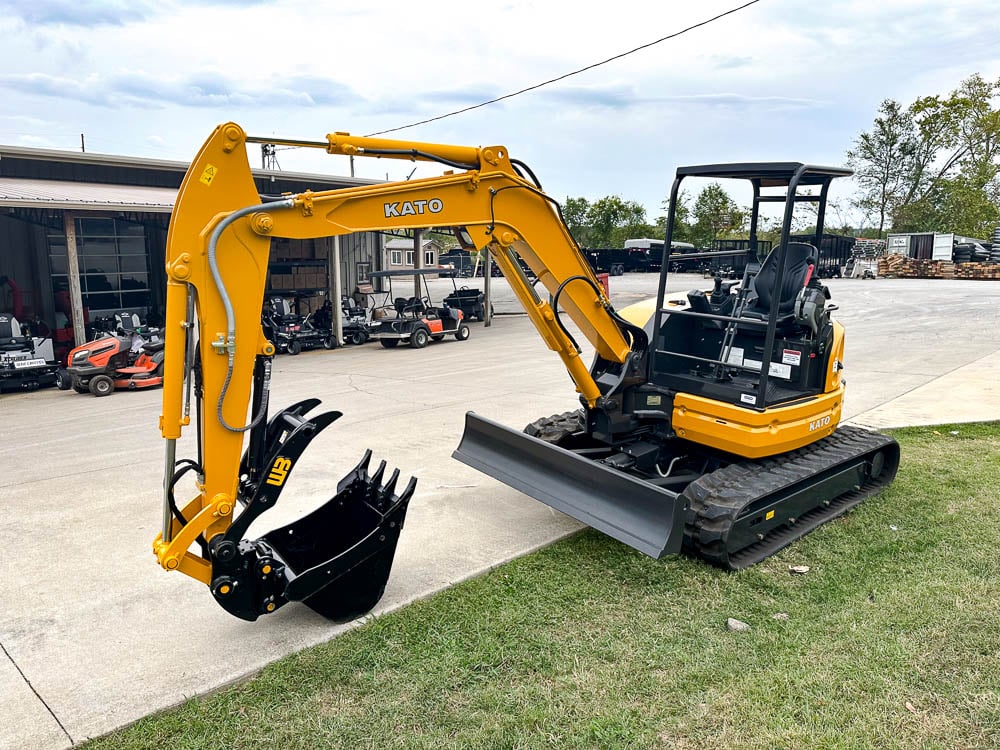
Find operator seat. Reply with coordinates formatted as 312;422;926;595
741;242;817;325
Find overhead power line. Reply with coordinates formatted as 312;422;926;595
366;0;763;137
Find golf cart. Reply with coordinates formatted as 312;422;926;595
367;269;470;349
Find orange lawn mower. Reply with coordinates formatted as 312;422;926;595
60;312;165;396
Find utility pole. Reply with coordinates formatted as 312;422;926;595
80;134;85;153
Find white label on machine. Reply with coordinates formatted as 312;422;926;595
782;349;802;366
726;346;744;366
743;358;792;380
13;358;46;369
740;393;757;404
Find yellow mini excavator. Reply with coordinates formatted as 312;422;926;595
155;122;898;621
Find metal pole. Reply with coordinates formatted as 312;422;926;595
413;228;423;299
332;236;344;345
63;212;86;346
484;247;492;327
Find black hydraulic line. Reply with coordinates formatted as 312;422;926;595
353;147;478;172
193;346;204;472
485;176;648;356
551;275;597;353
510;159;543;190
167;460;209;556
244;356;271;487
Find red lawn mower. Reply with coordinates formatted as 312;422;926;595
61;312;165;396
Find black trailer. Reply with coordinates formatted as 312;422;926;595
437;249;475;277
703;239;774;278
791;233;855;278
584;248;628;276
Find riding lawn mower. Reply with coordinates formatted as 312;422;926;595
61;312;165;396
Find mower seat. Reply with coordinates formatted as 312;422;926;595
0;315;31;351
741;242;817;326
115;311;142;334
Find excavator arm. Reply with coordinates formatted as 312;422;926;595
155;123;642;620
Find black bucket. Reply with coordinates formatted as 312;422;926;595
262;451;415;622
452;412;687;559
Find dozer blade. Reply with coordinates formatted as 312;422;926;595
453;412;687;559
263;450;415;622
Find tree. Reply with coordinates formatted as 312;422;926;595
900;74;1000;231
691;183;745;247
846;99;918;237
561;196;591;246
561;195;650;247
653;188;693;243
847;75;1000;236
586;195;647;247
894;170;1000;237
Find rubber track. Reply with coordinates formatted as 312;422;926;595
524;411;585;442
682;425;899;570
524;414;898;570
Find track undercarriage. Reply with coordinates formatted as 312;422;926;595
455;410;899;570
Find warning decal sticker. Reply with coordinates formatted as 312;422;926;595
200;164;218;186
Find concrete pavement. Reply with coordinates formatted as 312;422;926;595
1;275;999;749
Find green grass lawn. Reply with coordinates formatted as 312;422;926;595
87;423;1000;750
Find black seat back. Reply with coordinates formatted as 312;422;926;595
0;314;30;351
0;314;15;340
749;242;817;315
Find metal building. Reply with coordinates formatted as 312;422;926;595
0;143;383;362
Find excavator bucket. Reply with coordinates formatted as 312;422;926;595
453;412;687;559
207;401;415;622
263;450;414;621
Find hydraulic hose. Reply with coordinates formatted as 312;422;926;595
206;198;294;432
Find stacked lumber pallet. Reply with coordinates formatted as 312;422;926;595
878;254;956;279
954;262;1000;280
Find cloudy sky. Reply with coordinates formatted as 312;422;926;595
1;0;997;221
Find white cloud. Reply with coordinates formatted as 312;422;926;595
0;0;996;218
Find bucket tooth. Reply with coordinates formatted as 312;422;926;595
340;449;374;493
380;468;401;504
370;459;387;488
